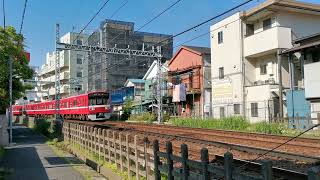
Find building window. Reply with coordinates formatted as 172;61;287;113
218;31;223;44
77;54;83;64
263;18;271;30
220;107;225;118
251;103;258;117
219;67;224;79
246;24;254;36
76;39;82;45
76;71;82;78
260;64;267;75
95;65;100;73
234;104;240;114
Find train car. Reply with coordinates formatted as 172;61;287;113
12;105;23;116
13;91;111;121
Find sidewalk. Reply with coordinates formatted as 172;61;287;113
0;125;84;180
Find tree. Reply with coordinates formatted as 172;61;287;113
121;99;133;120
0;26;33;114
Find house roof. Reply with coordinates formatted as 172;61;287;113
183;46;211;55
126;79;145;84
168;45;211;66
293;32;320;44
142;60;168;80
242;0;320;21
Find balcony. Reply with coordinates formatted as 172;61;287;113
61;72;70;80
244;27;292;58
48;85;70;96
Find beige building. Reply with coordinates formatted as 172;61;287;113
210;0;320;122
39;32;89;101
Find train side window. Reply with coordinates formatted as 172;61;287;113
74;100;77;107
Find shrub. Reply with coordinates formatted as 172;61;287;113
33;119;51;137
128;112;156;123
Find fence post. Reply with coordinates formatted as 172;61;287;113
107;130;111;163
261;160;273;180
224;151;233;180
68;122;71;142
98;128;101;162
201;148;209;180
102;129;106;161
308;167;320;180
134;135;140;180
113;131;117;167
119;132;124;171
166;141;174;180
181;144;189;180
153;140;161;180
126;133;132;179
143;137;150;179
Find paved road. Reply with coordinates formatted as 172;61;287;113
0;125;84;180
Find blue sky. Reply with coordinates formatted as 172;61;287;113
1;0;319;66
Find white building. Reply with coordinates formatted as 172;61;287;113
210;0;320;123
39;32;89;101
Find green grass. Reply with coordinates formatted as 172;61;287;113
56;141;136;180
169;117;305;136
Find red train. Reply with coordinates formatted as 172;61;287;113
12;91;111;121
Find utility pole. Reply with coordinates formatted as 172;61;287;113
55;23;61;122
8;56;12;143
277;49;283;120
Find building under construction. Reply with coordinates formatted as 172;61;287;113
88;19;173;91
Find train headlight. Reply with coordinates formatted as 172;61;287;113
90;107;95;111
105;105;110;109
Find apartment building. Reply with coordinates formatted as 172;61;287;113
39;32;89;101
87;19;173;92
210;0;320;122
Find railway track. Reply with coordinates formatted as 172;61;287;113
64;120;320;177
65;120;320;162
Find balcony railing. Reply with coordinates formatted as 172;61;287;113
244;26;292;57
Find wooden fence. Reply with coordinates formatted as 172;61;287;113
63;122;154;180
63;122;320;180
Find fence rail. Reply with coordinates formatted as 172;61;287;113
63;122;154;179
63;122;320;180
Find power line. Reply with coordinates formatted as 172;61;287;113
73;0;112;44
137;0;183;31
2;0;5;27
109;0;129;19
173;18;241;49
19;0;28;34
109;0;183;43
146;0;255;50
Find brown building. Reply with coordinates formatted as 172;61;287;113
168;46;211;118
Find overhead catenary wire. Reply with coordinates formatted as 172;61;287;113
73;0;112;44
19;0;28;34
109;0;129;19
217;123;320;180
145;0;255;50
75;0;255;83
109;0;183;43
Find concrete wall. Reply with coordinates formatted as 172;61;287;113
210;13;244;118
277;12;320;39
0;114;8;146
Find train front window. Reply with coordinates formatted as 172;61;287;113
89;93;109;106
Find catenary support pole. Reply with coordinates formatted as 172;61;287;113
55;23;61;122
156;47;163;124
